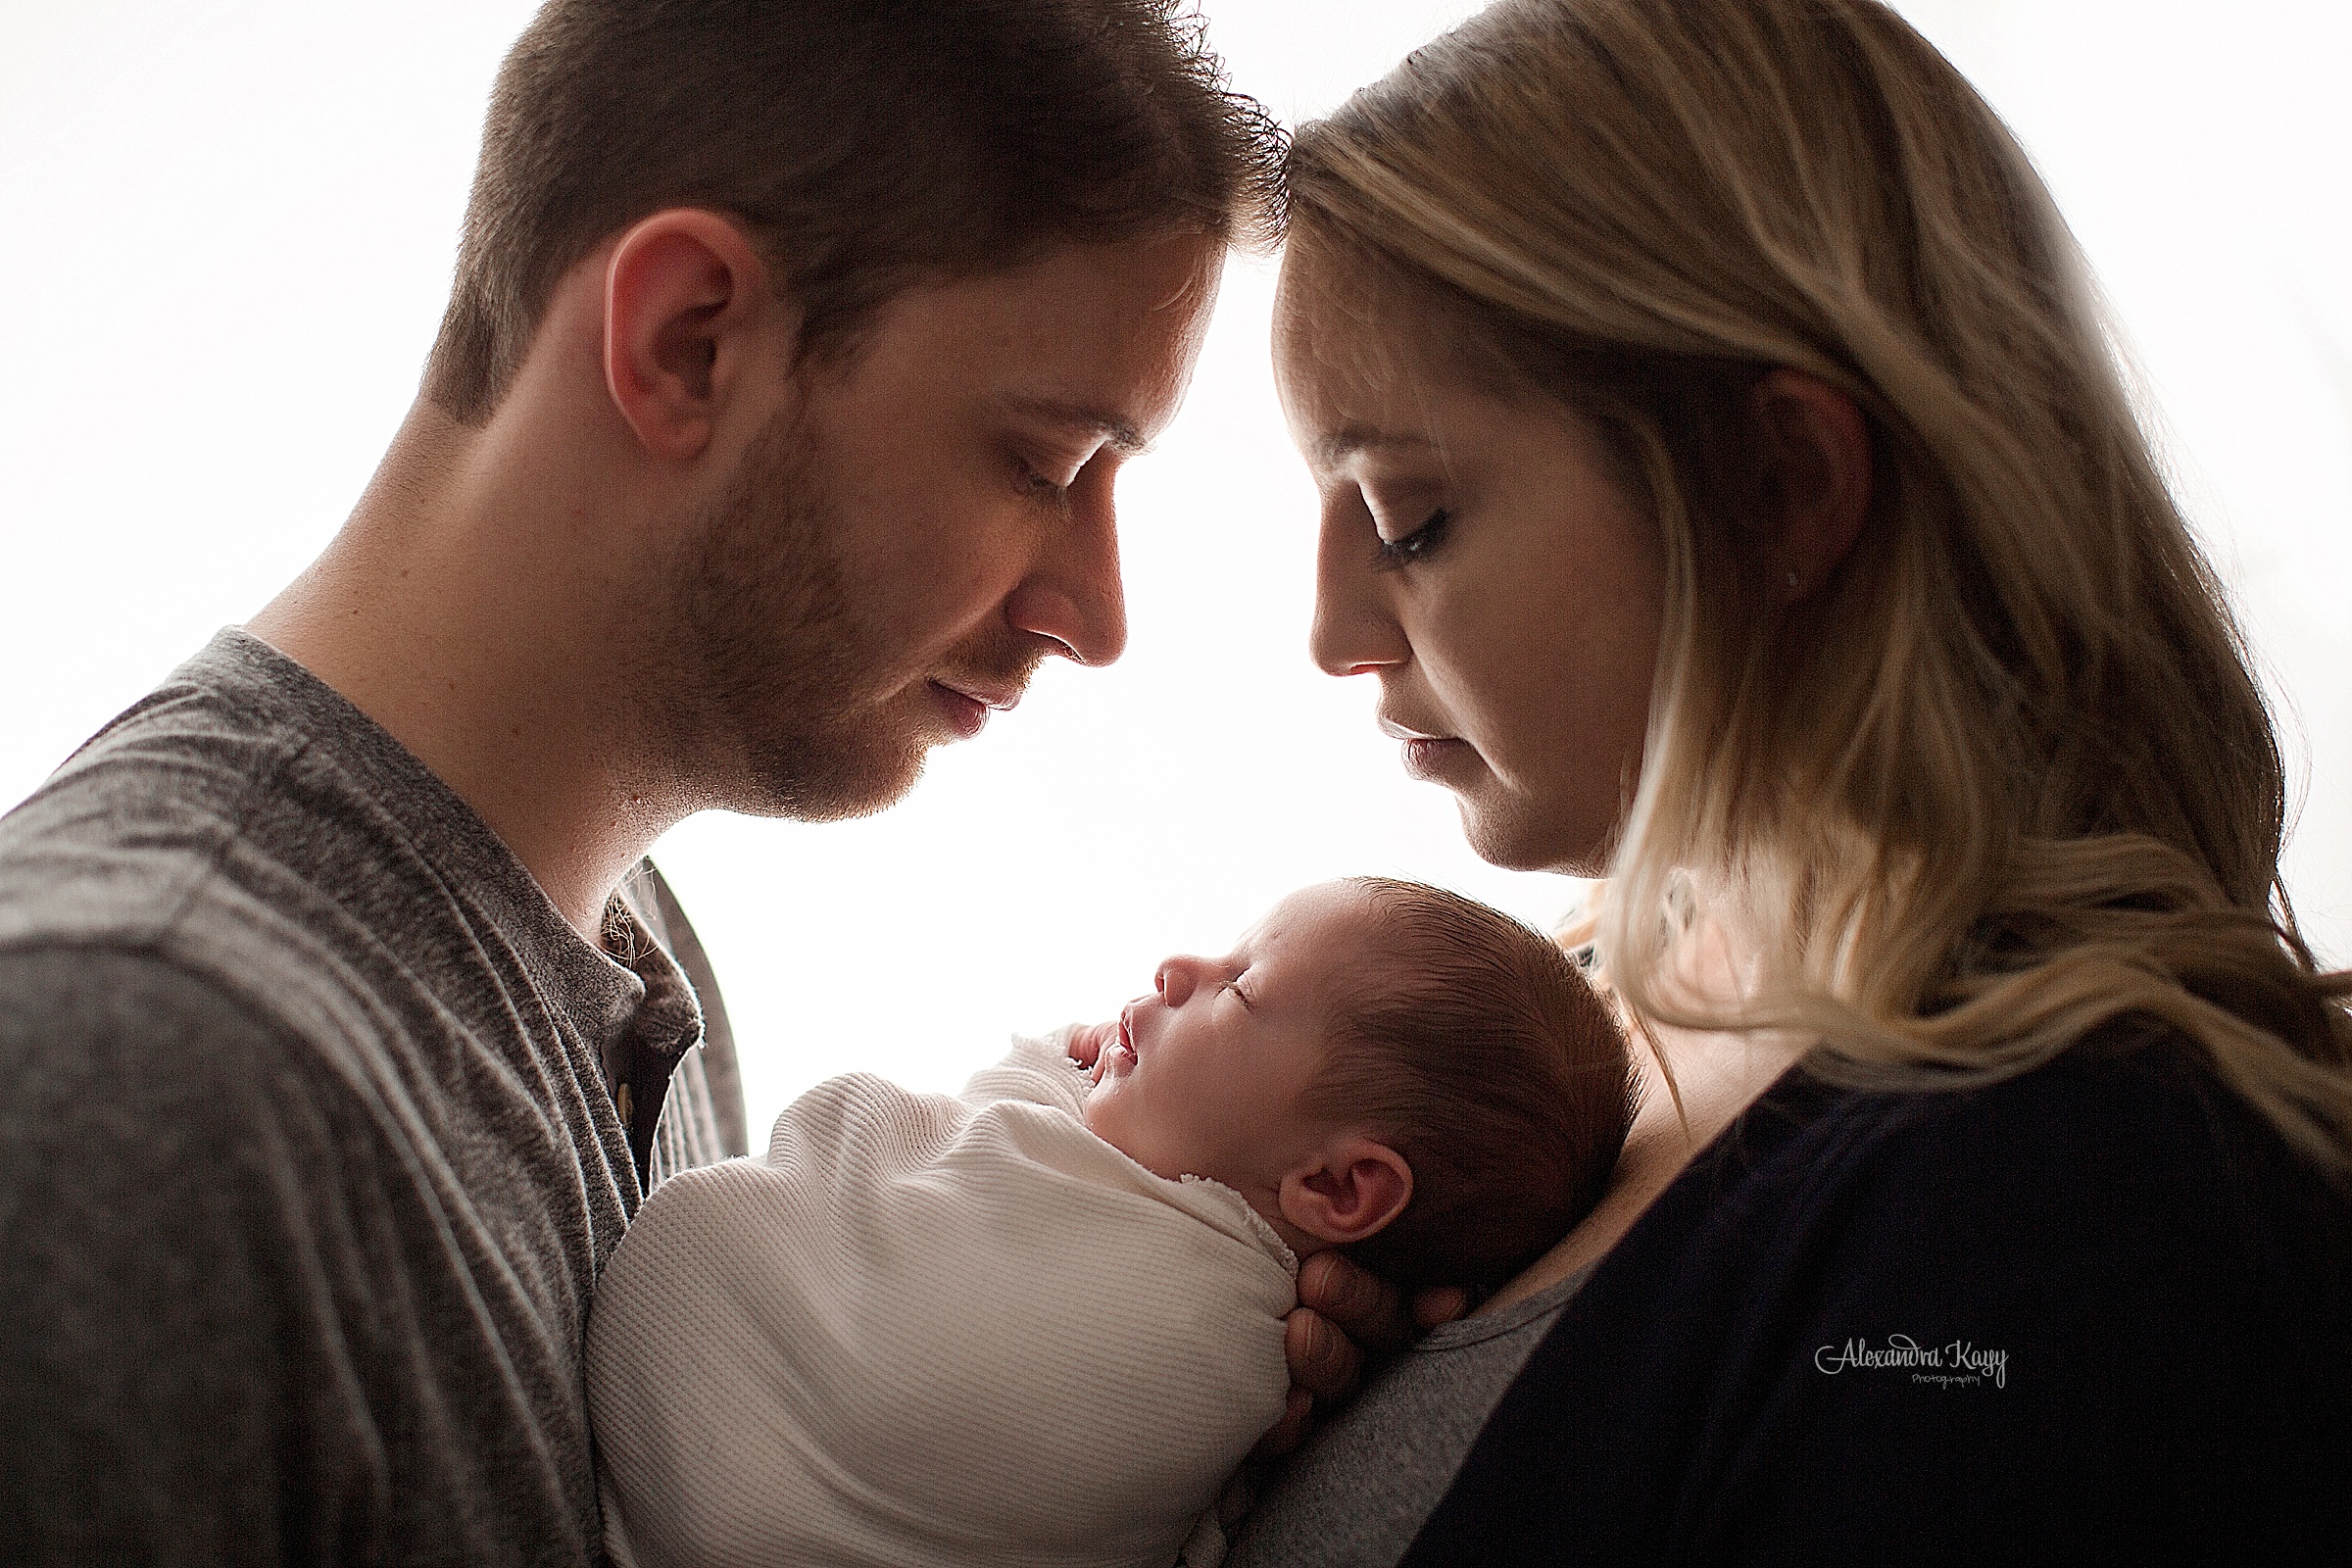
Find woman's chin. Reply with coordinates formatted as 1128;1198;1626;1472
1454;794;1611;877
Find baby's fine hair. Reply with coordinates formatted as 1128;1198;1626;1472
1314;878;1634;1293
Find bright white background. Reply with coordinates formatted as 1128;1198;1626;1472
3;2;2345;1143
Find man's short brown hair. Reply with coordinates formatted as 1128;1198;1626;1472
1312;879;1635;1293
423;0;1284;424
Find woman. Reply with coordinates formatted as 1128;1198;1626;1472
1233;0;2352;1560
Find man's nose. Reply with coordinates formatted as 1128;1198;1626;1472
1309;503;1407;677
1004;467;1128;666
1154;956;1204;1007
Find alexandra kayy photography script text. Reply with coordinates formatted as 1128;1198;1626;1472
1814;1336;2009;1389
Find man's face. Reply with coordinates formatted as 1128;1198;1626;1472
662;230;1224;820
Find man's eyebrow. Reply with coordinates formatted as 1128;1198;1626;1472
1312;423;1437;465
1004;396;1151;457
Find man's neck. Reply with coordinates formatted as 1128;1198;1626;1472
247;400;684;948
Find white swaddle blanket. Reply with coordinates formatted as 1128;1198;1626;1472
587;1028;1298;1568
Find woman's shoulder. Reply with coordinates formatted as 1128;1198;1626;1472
1597;1024;2352;1403
1402;1029;2352;1565
1692;1025;2349;1272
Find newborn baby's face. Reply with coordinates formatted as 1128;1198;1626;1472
1080;882;1376;1191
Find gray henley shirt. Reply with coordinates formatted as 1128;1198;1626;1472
0;628;747;1565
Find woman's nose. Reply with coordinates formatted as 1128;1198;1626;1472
1310;504;1409;677
1155;955;1204;1007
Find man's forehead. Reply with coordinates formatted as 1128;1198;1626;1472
960;233;1221;432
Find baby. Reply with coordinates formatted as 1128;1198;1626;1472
587;877;1631;1568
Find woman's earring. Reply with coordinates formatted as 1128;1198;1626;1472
1784;567;1800;589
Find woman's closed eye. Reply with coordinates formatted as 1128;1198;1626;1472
1374;507;1452;568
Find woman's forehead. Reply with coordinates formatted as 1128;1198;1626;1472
1273;230;1522;448
1274;236;1417;384
1276;285;1437;460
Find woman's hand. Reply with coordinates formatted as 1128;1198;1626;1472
1256;1251;1472;1457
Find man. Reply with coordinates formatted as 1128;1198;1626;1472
0;2;1282;1559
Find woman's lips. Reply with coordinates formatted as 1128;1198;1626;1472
1397;736;1472;779
1379;716;1470;780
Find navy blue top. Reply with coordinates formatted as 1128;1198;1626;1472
1405;1030;2352;1565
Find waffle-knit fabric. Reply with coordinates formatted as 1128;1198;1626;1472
587;1027;1298;1568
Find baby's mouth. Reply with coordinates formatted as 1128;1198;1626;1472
1099;1005;1140;1076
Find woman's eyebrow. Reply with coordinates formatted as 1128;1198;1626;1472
1313;423;1438;465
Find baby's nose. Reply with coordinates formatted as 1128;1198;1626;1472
1155;956;1200;1007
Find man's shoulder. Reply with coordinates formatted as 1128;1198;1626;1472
0;945;401;1236
0;686;455;1151
0;640;313;951
0;942;363;1124
24;628;308;793
0;633;476;1031
0;719;363;1053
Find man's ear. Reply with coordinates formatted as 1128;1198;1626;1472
1750;368;1872;604
602;209;795;462
1277;1137;1413;1246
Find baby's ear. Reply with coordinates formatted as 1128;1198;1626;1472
1277;1137;1412;1246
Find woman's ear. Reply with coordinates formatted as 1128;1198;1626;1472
1277;1137;1414;1246
602;208;799;462
1750;368;1872;603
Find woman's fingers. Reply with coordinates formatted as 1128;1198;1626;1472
1296;1250;1414;1355
1412;1284;1472;1331
1250;1385;1317;1460
1264;1259;1462;1457
1283;1304;1364;1403
1268;1266;1378;1459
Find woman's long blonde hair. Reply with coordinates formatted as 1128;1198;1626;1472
1286;0;2352;1165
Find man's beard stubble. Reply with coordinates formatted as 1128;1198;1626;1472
653;406;925;823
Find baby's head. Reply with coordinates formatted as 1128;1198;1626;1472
1080;878;1631;1292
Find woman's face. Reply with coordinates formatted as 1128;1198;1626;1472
1273;246;1667;875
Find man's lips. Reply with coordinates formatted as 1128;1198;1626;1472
940;676;1025;712
927;678;1024;740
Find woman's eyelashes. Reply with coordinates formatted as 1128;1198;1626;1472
1374;507;1453;568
